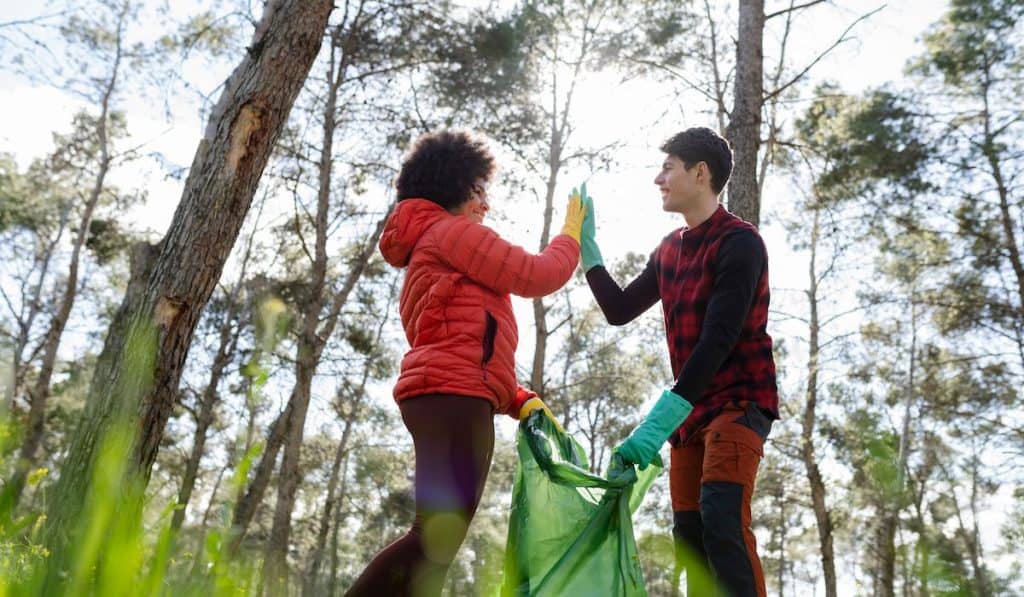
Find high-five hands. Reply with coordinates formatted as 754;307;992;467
578;183;603;271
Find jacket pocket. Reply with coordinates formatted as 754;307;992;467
481;311;497;366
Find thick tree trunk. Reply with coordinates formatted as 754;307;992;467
725;0;764;225
800;209;838;597
42;0;334;568
173;217;258;531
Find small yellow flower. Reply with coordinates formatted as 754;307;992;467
27;468;49;486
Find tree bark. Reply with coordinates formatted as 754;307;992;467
7;209;66;412
230;401;290;549
170;294;242;531
42;0;334;569
725;0;764;225
303;281;388;594
529;121;560;394
800;208;838;597
263;35;392;586
172;207;260;531
876;295;918;597
980;72;1024;357
5;5;124;509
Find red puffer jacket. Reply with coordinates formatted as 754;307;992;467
379;199;579;417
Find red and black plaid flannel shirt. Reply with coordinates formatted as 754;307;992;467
654;206;778;444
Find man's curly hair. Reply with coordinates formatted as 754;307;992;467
396;130;496;210
660;127;733;195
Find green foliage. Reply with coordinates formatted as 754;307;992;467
0;313;268;595
912;0;1024;88
431;9;545;148
85;218;133;265
796;84;934;206
157;9;243;59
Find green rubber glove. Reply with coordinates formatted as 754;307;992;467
579;182;604;271
615;389;694;470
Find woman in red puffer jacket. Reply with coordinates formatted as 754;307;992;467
346;130;585;597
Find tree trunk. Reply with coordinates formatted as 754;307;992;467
969;461;990;596
7;209;66;412
800;208;838;597
42;0;334;569
303;417;352;597
170;295;242;531
980;74;1024;365
262;215;387;586
877;295;918;597
263;43;390;586
262;32;340;588
328;488;344;597
725;0;764;225
173;208;260;531
230;402;290;548
5;9;123;508
529;93;562;395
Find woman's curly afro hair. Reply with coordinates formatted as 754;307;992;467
395;130;496;210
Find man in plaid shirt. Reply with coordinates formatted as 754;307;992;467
579;127;778;596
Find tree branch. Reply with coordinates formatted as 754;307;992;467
765;0;829;21
763;5;885;103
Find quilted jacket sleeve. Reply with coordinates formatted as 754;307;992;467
435;218;580;298
511;385;538;418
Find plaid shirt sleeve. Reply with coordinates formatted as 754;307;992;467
670;230;765;403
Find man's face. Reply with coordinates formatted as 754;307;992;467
654;155;704;213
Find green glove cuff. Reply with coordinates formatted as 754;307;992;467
617;390;693;468
646;389;693;436
581;237;604;271
579;183;604;271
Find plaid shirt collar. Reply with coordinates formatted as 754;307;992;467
678;204;727;243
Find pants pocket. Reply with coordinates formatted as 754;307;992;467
702;434;762;486
731;401;773;440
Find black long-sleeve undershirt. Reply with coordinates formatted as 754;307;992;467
585;231;765;403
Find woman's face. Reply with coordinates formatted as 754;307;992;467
451;180;490;223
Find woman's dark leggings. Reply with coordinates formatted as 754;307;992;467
345;394;495;597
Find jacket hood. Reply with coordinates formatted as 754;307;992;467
379;199;450;267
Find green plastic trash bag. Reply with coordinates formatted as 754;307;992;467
499;411;661;597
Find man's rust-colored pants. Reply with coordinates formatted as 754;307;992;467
669;401;772;597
